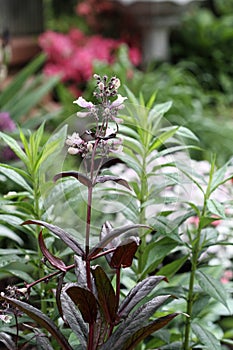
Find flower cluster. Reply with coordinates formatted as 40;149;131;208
66;75;125;159
39;29;141;96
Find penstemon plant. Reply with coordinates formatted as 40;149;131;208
0;75;179;350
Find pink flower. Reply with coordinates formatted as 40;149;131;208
0;112;16;131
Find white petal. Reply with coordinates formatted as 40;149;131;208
73;96;94;108
111;94;127;108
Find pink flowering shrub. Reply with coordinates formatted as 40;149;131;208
39;29;141;96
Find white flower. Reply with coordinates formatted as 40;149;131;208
73;97;94;109
0;314;12;323
111;94;127;109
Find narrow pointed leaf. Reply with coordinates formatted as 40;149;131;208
35;334;54;350
66;285;97;324
88;224;150;260
22;220;84;256
74;255;87;287
191;323;221;350
39;231;67;271
54;171;92;187
0;132;28;164
95;176;131;190
0;164;32;192
109;237;140;269
196;270;229;311
0;295;72;350
206;199;226;218
102;295;172;349
120;313;179;350
148;127;179;153
0;332;16;350
119;276;167;318
92;265;117;323
61;290;88;349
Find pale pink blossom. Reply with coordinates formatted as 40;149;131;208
73;96;94;109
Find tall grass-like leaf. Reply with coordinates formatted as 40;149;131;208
61;291;88;349
9;76;60;121
191;323;221;350
196;270;229;311
0;54;46;106
0;295;73;350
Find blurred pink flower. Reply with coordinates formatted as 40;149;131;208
39;29;141;93
0;112;16;132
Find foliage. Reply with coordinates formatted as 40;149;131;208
102;89;233;349
171;6;233;101
0;75;179;349
0;54;61;130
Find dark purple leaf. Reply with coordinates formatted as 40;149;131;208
0;295;72;350
22;220;84;256
74;255;87;287
101;295;172;350
56;273;66;319
109;237;140;269
61;290;88;349
119;276;167;318
119;313;179;350
54;171;92;187
91;265;117;323
88;223;150;260
95;176;131;190
65;285;97;324
0;332;16;350
39;231;67;272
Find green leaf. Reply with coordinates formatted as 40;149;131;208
196;270;229;310
0;224;23;245
210;162;228;194
0;54;45;106
0;295;73;350
141;237;177;278
148;127;179;153
0;164;32;192
0;132;28;165
206;199;226;218
176;126;199;141
118;276;167;318
157;255;189;279
92;265;117;323
191;323;221;350
61;291;88;350
65;285;98;324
